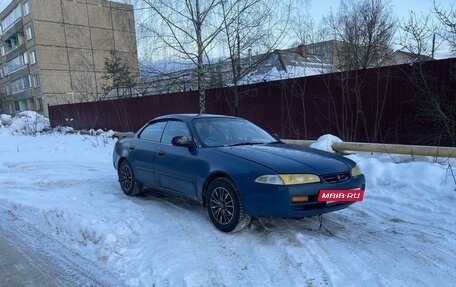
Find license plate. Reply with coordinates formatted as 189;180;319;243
318;189;364;202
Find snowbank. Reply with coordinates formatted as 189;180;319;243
1;111;50;135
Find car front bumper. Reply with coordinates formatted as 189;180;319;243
241;175;366;218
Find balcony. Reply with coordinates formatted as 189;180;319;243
3;32;25;58
2;19;23;41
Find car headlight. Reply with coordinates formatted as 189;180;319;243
254;175;284;185
255;174;320;185
351;165;362;177
279;174;321;185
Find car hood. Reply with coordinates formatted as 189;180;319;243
216;143;354;174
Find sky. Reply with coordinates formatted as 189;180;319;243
0;0;9;12
310;0;453;20
0;0;454;58
310;0;439;18
0;0;453;27
309;0;454;58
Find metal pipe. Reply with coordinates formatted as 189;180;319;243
282;140;456;158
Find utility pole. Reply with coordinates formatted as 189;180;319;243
431;33;436;58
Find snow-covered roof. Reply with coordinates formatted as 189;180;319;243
238;47;337;85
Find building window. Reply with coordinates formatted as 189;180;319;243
33;73;40;87
6;53;28;74
30;50;36;64
0;46;4;56
11;76;31;94
4;33;25;54
35;98;43;111
13;100;28;111
23;1;30;16
26;26;33;40
36;98;43;111
2;5;21;33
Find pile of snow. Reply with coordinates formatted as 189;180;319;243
0;119;455;286
310;134;343;152
0;114;11;131
1;111;50;135
0;113;11;125
0;112;115;138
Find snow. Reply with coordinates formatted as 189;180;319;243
310;134;343;152
1;111;50;135
239;65;328;85
1;112;455;286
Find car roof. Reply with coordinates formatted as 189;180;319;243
152;113;238;122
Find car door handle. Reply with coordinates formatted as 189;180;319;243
128;145;135;150
157;150;165;156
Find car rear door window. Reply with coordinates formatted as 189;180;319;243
139;121;167;141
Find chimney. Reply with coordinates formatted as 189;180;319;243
297;44;307;58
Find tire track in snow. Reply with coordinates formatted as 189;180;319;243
127;189;328;286
0;209;123;287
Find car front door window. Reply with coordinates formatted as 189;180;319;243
161;120;191;144
139;121;167;141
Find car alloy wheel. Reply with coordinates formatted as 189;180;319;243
207;178;251;232
210;186;235;225
120;162;133;191
118;160;142;196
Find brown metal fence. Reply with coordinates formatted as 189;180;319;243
49;58;456;145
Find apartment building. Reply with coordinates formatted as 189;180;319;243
0;0;138;116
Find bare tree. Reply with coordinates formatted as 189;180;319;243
71;50;99;102
289;0;314;45
403;1;456;146
138;0;242;113
404;62;456;146
327;0;396;70
433;0;456;53
314;0;396;142
219;0;291;114
288;0;335;47
398;11;439;58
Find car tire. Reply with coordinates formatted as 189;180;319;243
118;160;143;196
207;178;251;232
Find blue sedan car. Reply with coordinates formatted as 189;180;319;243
113;114;365;232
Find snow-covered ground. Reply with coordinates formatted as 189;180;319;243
0;112;455;287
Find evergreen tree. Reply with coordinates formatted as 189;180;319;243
102;50;136;98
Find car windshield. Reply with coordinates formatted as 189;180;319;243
193;117;277;147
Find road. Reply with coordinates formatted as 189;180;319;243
0;209;122;287
0;230;56;287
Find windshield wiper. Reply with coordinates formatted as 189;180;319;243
229;142;264;147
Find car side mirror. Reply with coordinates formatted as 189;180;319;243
171;136;193;147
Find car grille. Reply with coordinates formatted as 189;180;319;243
322;172;350;183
